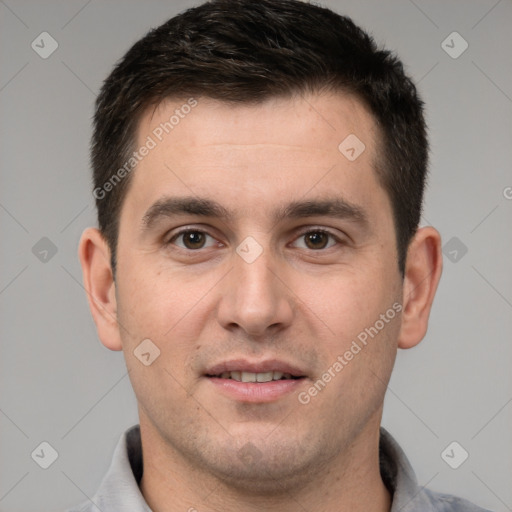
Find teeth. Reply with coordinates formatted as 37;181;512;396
218;371;294;382
230;371;242;381
241;371;257;383
256;372;273;383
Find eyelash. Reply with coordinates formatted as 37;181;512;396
165;227;342;251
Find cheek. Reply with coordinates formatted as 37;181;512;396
307;290;400;415
328;271;401;393
116;270;207;410
303;267;399;347
117;258;203;323
115;259;227;385
115;266;195;360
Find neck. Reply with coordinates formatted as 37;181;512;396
138;413;391;512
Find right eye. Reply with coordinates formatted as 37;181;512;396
166;229;219;251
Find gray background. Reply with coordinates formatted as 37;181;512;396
0;1;511;511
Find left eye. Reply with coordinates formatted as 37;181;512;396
292;230;338;250
169;230;217;250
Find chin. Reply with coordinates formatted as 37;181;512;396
196;434;328;495
211;457;313;495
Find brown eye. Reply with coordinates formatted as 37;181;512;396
304;231;330;249
169;230;216;250
182;231;206;249
291;229;338;251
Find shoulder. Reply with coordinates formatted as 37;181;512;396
422;488;494;512
63;503;94;512
64;502;103;512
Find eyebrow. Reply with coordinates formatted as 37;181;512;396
140;195;368;231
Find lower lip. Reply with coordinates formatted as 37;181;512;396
206;377;305;403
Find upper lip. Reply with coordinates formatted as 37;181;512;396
205;359;307;377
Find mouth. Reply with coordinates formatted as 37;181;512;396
206;371;304;382
204;360;307;402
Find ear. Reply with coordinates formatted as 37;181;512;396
398;226;443;349
78;227;123;351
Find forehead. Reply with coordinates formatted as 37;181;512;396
122;92;388;224
139;92;378;161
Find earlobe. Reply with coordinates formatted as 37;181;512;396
78;227;123;351
397;226;443;349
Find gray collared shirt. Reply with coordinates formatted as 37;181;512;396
66;425;492;512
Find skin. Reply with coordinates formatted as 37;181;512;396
79;92;442;512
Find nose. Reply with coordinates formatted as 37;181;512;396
216;245;294;338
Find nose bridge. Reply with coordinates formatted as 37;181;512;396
218;238;293;335
236;248;275;302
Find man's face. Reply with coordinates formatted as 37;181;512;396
114;93;403;488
